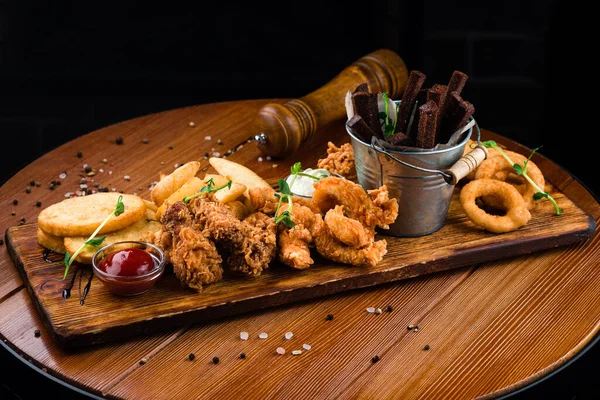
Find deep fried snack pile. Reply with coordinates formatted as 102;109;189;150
459;141;546;233
317;141;357;181
346;70;474;149
248;177;399;269
155;193;277;290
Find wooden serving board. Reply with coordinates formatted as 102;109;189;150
5;185;595;349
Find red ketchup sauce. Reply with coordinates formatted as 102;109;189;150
96;248;159;296
98;248;154;276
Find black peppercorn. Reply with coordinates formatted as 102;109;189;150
188;353;195;361
84;165;92;173
423;345;430;351
35;201;42;207
142;138;149;144
204;152;209;158
12;199;18;205
25;186;31;193
372;355;380;363
168;145;174;150
116;137;123;145
34;329;41;338
386;305;393;312
49;183;55;190
240;353;246;359
29;180;35;186
10;212;15;216
212;356;220;364
326;313;334;321
20;217;26;224
77;151;83;158
217;139;223;145
35;181;40;187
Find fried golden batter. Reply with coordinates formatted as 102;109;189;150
317;141;357;181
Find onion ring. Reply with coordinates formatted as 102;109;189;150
475;150;545;210
460;179;531;233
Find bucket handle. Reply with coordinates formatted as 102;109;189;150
370;120;487;185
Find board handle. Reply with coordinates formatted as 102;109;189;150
444;145;488;185
254;49;408;158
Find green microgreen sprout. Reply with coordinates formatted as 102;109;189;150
63;195;125;279
481;140;562;215
378;92;397;137
274;179;295;228
183;178;232;204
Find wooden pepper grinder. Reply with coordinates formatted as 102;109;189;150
254;49;408;158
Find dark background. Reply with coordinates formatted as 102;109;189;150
1;1;596;399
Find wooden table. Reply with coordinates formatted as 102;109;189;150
1;99;599;399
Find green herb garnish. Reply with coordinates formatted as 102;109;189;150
481;141;562;215
183;178;232;204
378;92;397;137
274;179;294;228
63;195;125;279
288;161;326;193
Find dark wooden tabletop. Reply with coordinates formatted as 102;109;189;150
1;99;599;399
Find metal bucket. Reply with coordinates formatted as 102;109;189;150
346;114;478;237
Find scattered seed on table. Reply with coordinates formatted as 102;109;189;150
139;358;147;365
84;165;92;173
217;139;223;145
142;138;149;144
423;345;430;351
189;122;196;127
188;353;196;361
276;347;286;355
366;307;375;313
326;314;334;321
34;329;41;338
10;212;15;216
204;136;211;141
372;355;380;363
258;157;263;162
212;356;220;364
259;332;268;339
25;186;31;193
102;158;108;163
204;152;209;159
302;344;311;351
35;201;42;207
240;353;246;359
35;181;40;187
116;137;123;145
414;327;420;332
387;305;393;312
49;183;55;190
77;152;83;158
80;178;87;184
55;179;61;185
20;217;26;224
240;331;249;340
124;175;131;181
12;199;18;205
285;332;293;340
168;146;174;150
213;152;220;157
407;324;415;330
29;180;35;186
292;350;302;356
272;164;278;168
375;308;382;315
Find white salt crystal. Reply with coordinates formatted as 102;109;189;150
292;350;302;356
285;332;293;340
240;331;249;340
257;157;263;162
204;135;211;141
276;347;286;355
59;173;67;179
366;307;376;313
259;332;268;339
302;344;311;351
213;152;220;157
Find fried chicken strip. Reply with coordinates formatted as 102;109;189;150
313;223;387;267
324;205;374;248
156;201;223;291
276;204;324;270
190;195;276;276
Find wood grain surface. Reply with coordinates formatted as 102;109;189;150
1;99;599;399
5;179;594;349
